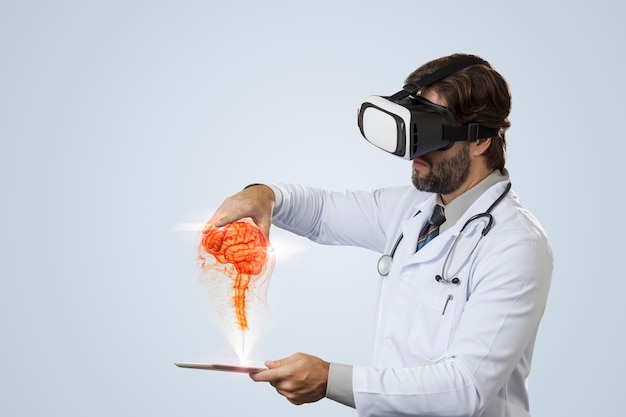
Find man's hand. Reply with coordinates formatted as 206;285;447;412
204;184;275;239
249;352;330;405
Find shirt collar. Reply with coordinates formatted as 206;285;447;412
438;168;510;234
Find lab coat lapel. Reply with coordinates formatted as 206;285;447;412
399;195;455;264
399;194;436;253
412;227;455;263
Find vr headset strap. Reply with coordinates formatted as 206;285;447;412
390;57;489;101
443;123;500;142
391;58;498;141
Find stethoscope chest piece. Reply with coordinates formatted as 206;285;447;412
377;254;393;276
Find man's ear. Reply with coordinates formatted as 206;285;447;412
471;137;492;157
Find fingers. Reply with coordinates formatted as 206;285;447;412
204;210;239;231
248;353;329;405
203;185;275;238
248;358;288;383
204;198;245;230
264;359;282;369
256;218;272;241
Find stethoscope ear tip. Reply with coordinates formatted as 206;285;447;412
435;274;460;285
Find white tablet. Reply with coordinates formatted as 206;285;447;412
174;362;266;373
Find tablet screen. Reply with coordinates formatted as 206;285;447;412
174;362;265;373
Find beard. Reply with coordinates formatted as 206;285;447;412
411;144;471;194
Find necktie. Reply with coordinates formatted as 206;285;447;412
416;204;446;251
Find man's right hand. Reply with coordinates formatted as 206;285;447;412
204;184;275;239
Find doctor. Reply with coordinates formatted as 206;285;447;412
205;53;553;417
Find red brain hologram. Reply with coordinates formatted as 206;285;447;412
198;221;274;331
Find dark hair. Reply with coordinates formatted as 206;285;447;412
405;53;511;170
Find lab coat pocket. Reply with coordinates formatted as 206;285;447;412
408;292;456;362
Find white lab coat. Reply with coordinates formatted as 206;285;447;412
271;180;553;417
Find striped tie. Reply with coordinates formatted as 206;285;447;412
416;205;446;251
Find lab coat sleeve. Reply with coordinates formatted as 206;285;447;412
352;213;553;417
270;183;408;253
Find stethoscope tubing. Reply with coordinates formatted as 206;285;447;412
377;182;512;281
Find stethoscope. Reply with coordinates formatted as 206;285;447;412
377;182;512;285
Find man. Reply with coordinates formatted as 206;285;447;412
205;53;553;417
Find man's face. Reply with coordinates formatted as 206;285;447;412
411;89;471;195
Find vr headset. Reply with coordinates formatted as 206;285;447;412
357;57;500;160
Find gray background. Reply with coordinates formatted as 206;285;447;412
1;1;624;416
